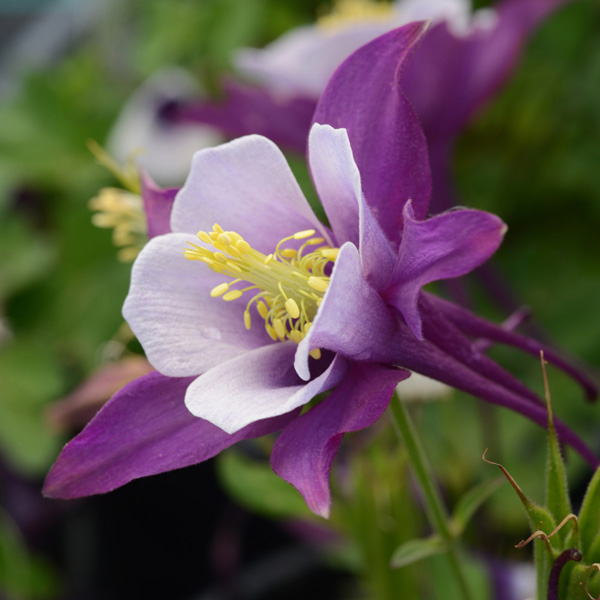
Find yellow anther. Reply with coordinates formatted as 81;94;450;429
309;348;322;360
197;231;212;244
308;276;329;293
214;252;228;263
213;224;224;233
303;237;325;246
223;290;243;301
244;311;251;330
236;240;251;254
266;324;278;341
285;298;300;319
219;233;232;245
226;261;243;273
280;249;298;259
210;283;230;297
257;301;269;320
264;254;274;265
320;248;340;259
293;229;316;240
289;330;304;344
274;319;286;339
212;241;228;253
209;231;219;241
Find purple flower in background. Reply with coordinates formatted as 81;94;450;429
170;0;568;161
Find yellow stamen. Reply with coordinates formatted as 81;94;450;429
211;283;230;297
309;348;322;360
185;224;339;353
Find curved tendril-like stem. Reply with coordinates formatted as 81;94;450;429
390;392;476;600
515;514;579;549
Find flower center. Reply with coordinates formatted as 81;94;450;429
317;0;393;31
184;224;340;358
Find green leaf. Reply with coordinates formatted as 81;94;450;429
542;358;572;540
0;338;64;475
390;535;446;569
216;449;312;519
451;477;504;537
577;466;600;556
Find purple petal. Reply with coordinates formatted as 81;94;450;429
123;233;269;377
170;134;331;251
271;362;409;517
169;79;315;154
140;171;178;238
403;0;569;141
307;124;396;289
313;22;431;245
44;371;298;499
295;242;397;380
185;344;348;434
383;202;506;339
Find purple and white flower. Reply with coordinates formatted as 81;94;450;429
44;22;595;519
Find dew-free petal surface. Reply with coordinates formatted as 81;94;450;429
185;344;347;434
123;233;268;377
44;371;298;499
170;135;329;251
272;362;409;517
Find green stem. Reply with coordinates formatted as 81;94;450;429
390;392;475;600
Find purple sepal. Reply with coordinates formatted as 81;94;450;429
170;78;315;154
140;171;178;237
272;362;409;517
43;371;298;499
383;202;506;339
313;22;431;245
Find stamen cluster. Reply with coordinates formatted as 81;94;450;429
89;188;147;262
184;224;340;358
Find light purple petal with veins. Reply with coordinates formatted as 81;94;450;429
185;344;347;434
383;202;506;339
313;23;431;245
308;124;396;290
123;233;269;377
140;171;178;238
43;371;299;499
170;135;330;251
272;362;409;517
295;242;397;381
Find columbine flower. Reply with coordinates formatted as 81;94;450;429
168;0;567;159
44;23;595;518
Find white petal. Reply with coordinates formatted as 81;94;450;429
170;135;330;251
123;233;268;377
185;344;347;434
